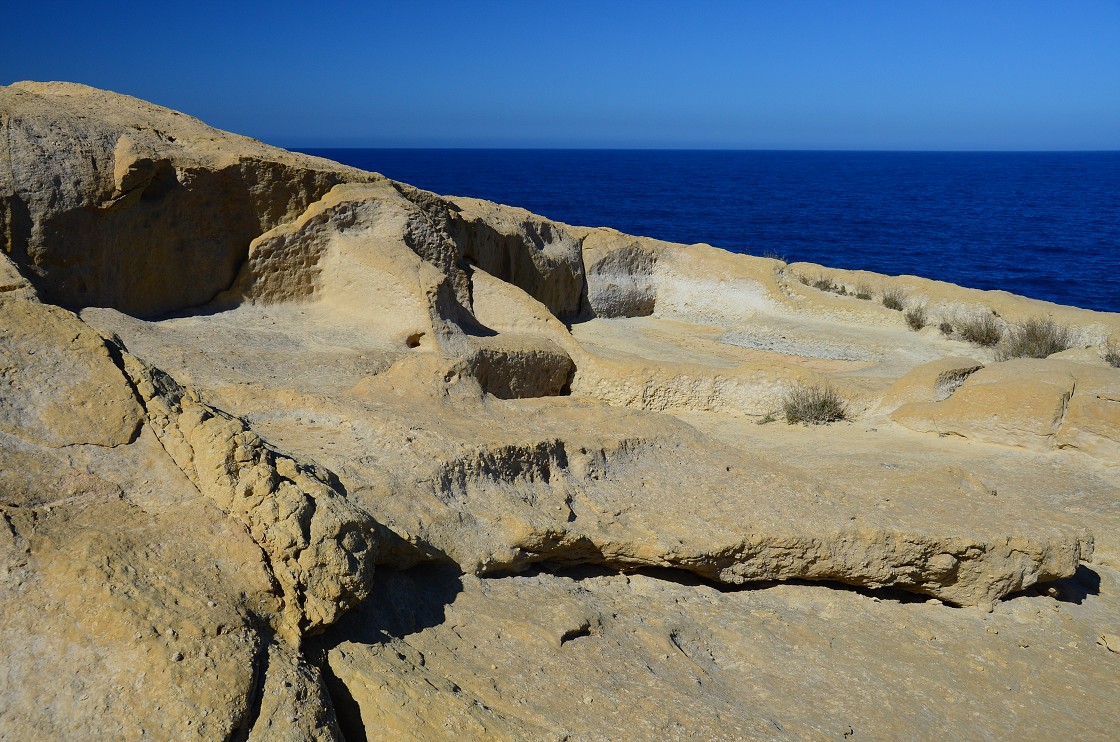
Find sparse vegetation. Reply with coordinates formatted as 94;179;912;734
762;251;788;263
997;318;1075;360
881;288;907;311
904;305;927;331
855;288;872;300
957;312;1003;347
756;412;777;425
799;273;853;297
939;321;954;336
1105;339;1120;368
812;276;839;292
783;383;849;425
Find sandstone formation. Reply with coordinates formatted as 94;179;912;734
2;82;1119;740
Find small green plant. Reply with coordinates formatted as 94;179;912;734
783;383;849;425
904;305;927;331
939;320;954;336
812;276;838;292
957;312;1003;347
881;288;907;311
1104;339;1120;368
997;318;1075;360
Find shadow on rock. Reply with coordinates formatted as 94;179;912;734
304;566;464;742
1007;563;1101;606
308;565;464;654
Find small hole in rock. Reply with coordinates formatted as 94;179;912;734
405;332;425;349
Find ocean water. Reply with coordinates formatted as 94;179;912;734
296;149;1120;313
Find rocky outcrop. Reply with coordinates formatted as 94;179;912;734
3;82;1120;740
0;82;376;315
892;358;1120;457
121;354;380;643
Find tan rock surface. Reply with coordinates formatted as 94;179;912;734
2;81;1120;740
313;566;1120;742
0;299;143;447
0;81;375;315
0;433;280;740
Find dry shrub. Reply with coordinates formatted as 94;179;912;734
783;383;849;425
958;312;1003;347
1105;339;1120;368
997;318;1075;360
881;288;907;311
904;305;927;330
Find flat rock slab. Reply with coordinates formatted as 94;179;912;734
315;566;1120;741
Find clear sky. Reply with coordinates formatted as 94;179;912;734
3;1;1118;149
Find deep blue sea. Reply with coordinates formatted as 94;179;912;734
296;149;1120;313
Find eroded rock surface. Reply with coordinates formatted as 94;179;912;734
2;81;1119;740
0;299;142;447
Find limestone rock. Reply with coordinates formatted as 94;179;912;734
580;229;661;317
3;81;1120;741
0;440;278;740
219;382;1087;607
465;334;574;399
0;253;35;300
892;358;1120;454
0;81;376;315
0;299;143;447
876;356;986;413
120;354;380;642
446;197;586;319
313;566;1120;741
246;641;343;742
1053;365;1120;460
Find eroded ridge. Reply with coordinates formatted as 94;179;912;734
365;425;1089;607
121;352;379;643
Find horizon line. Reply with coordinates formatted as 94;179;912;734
285;145;1120;154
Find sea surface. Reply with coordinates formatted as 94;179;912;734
296;149;1120;313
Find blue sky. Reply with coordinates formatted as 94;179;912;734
3;1;1118;149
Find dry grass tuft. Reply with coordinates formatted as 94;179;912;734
997;318;1075;360
957;312;1003;347
881;288;907;311
904;305;927;331
783;383;849;425
812;276;839;292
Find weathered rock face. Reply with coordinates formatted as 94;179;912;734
122;355;380;643
0;82;376;315
3;82;1120;740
